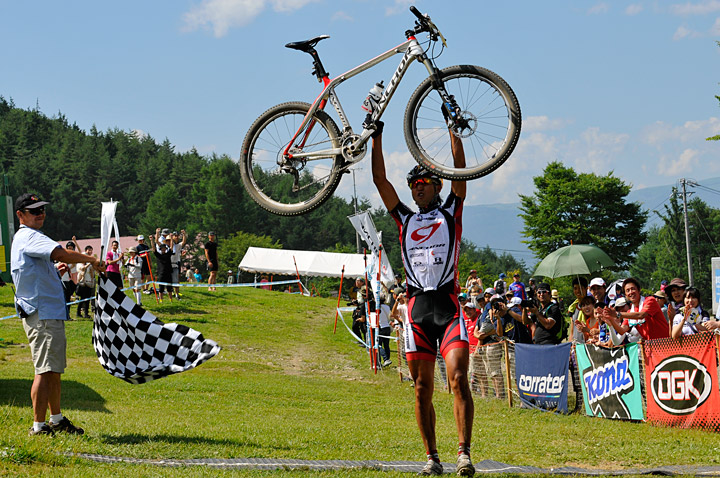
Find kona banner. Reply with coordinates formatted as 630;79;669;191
643;332;720;430
515;342;571;413
575;343;644;420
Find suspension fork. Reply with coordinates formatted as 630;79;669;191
417;54;464;127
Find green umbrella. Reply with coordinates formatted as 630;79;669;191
533;244;615;279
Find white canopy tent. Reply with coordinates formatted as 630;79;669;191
238;247;368;278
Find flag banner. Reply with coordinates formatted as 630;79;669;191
348;212;395;289
643;332;720;430
515;342;571;413
100;201;119;256
575;343;644;420
92;275;221;384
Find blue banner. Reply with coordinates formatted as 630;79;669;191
515;342;572;413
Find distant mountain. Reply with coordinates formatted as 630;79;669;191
462;177;720;268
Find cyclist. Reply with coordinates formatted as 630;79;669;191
371;122;474;477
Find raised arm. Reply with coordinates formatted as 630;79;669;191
371;128;400;212
449;132;466;199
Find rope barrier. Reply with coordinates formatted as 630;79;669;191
0;279;310;321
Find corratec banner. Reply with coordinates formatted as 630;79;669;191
515;342;571;413
575;343;644;420
643;332;720;430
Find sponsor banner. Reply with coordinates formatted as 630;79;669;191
643;332;720;430
515;342;571;413
575;343;644;420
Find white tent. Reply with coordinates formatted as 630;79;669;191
238;247;368;278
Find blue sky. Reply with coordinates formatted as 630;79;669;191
2;0;719;210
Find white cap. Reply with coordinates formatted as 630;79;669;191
615;297;628;308
589;277;606;288
510;297;522;306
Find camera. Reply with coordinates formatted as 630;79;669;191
492;300;504;311
520;299;536;308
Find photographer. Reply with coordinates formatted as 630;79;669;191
349;284;370;345
527;282;564;345
497;297;533;344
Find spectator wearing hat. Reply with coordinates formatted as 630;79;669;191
509;273;527;301
653;289;669;323
493;273;507;296
135;234;151;294
204;231;219;292
589;277;608;306
497;296;532;344
124;246;143;305
75;244;97;319
465;269;483;292
603;277;670;341
527;282;563;345
664;278;687;326
11;193;104;436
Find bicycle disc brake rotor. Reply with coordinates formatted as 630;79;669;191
451;111;477;139
341;134;367;163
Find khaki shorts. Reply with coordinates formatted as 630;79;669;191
128;277;142;288
22;312;67;375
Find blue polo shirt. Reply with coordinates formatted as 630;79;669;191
11;225;67;320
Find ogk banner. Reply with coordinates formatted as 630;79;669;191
643;332;720;430
515;342;571;413
575;343;644;420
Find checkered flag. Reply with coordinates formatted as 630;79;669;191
92;275;220;384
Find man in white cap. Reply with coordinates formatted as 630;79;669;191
589;277;608;306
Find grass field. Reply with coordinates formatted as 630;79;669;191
1;284;719;477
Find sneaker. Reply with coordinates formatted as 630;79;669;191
382;359;392;367
28;424;55;436
49;417;84;435
456;453;475;476
419;459;443;476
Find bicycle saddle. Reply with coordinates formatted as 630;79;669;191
285;35;330;52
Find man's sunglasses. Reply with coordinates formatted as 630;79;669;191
408;177;439;189
537;290;550;294
24;207;45;216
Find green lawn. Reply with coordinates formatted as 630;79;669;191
1;285;719;477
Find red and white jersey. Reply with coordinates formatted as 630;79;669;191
390;193;463;294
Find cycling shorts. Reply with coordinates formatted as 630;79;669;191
403;289;468;361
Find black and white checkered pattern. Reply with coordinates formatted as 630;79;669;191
92;275;221;384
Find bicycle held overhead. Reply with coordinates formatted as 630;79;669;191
240;5;521;216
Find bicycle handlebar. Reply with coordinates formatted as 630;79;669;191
409;5;425;23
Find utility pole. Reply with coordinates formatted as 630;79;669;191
680;178;694;285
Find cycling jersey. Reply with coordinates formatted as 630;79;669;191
390;192;463;296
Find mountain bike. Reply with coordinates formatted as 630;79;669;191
240;6;521;216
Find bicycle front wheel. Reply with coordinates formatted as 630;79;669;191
404;65;521;180
240;102;343;216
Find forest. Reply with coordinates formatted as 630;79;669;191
0;97;527;287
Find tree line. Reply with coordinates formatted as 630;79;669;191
0;97;526;283
5;97;715;300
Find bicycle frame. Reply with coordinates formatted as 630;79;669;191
283;35;437;162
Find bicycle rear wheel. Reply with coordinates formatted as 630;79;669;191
404;65;521;180
240;102;343;216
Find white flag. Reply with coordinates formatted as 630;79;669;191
348;212;395;300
